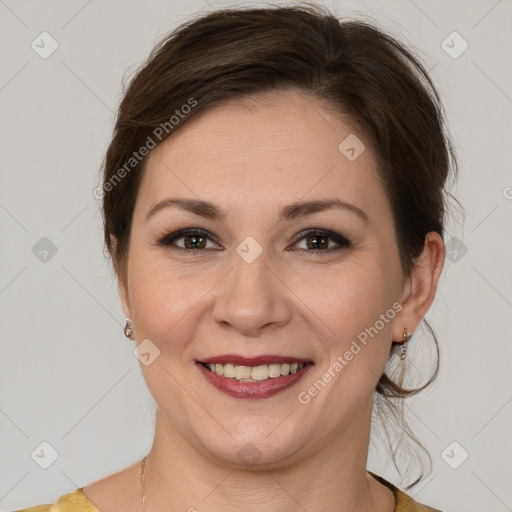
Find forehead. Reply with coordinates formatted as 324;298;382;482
135;90;388;222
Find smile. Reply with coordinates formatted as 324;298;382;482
197;355;314;399
202;362;306;381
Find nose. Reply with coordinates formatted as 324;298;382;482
212;245;292;337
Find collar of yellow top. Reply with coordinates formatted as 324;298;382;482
369;472;443;512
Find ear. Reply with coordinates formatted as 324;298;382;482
393;232;445;341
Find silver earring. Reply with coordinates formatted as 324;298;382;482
399;330;412;360
124;318;133;339
396;329;412;387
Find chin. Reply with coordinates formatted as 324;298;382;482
191;417;308;468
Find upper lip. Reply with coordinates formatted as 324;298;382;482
199;355;313;366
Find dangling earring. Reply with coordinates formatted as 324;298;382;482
397;329;412;386
399;330;412;360
124;318;134;339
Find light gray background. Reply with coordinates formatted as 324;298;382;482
1;0;511;510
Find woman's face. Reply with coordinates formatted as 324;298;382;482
121;90;409;467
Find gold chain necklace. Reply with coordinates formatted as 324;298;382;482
140;455;149;510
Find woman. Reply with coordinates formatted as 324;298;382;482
17;3;456;511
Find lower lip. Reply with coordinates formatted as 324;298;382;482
196;363;313;399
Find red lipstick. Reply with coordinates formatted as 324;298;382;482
196;355;314;399
200;354;312;365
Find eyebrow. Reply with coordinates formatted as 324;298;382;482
145;197;368;224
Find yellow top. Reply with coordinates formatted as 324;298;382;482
14;473;442;511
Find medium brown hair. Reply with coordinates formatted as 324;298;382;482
100;3;458;487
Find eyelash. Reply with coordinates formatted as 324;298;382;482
158;228;351;255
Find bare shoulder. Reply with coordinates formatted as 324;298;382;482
82;460;141;512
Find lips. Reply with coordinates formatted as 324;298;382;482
199;355;312;366
196;354;314;399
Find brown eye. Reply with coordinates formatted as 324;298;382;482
304;234;330;250
159;229;221;252
291;229;350;253
183;234;207;249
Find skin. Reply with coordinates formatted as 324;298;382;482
83;90;445;511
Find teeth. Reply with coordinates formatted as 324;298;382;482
251;365;269;381
224;363;235;378
205;362;306;381
235;365;252;380
268;364;281;378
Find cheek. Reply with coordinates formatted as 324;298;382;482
308;259;398;383
127;250;211;353
315;260;396;333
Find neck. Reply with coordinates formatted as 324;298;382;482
142;404;388;512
